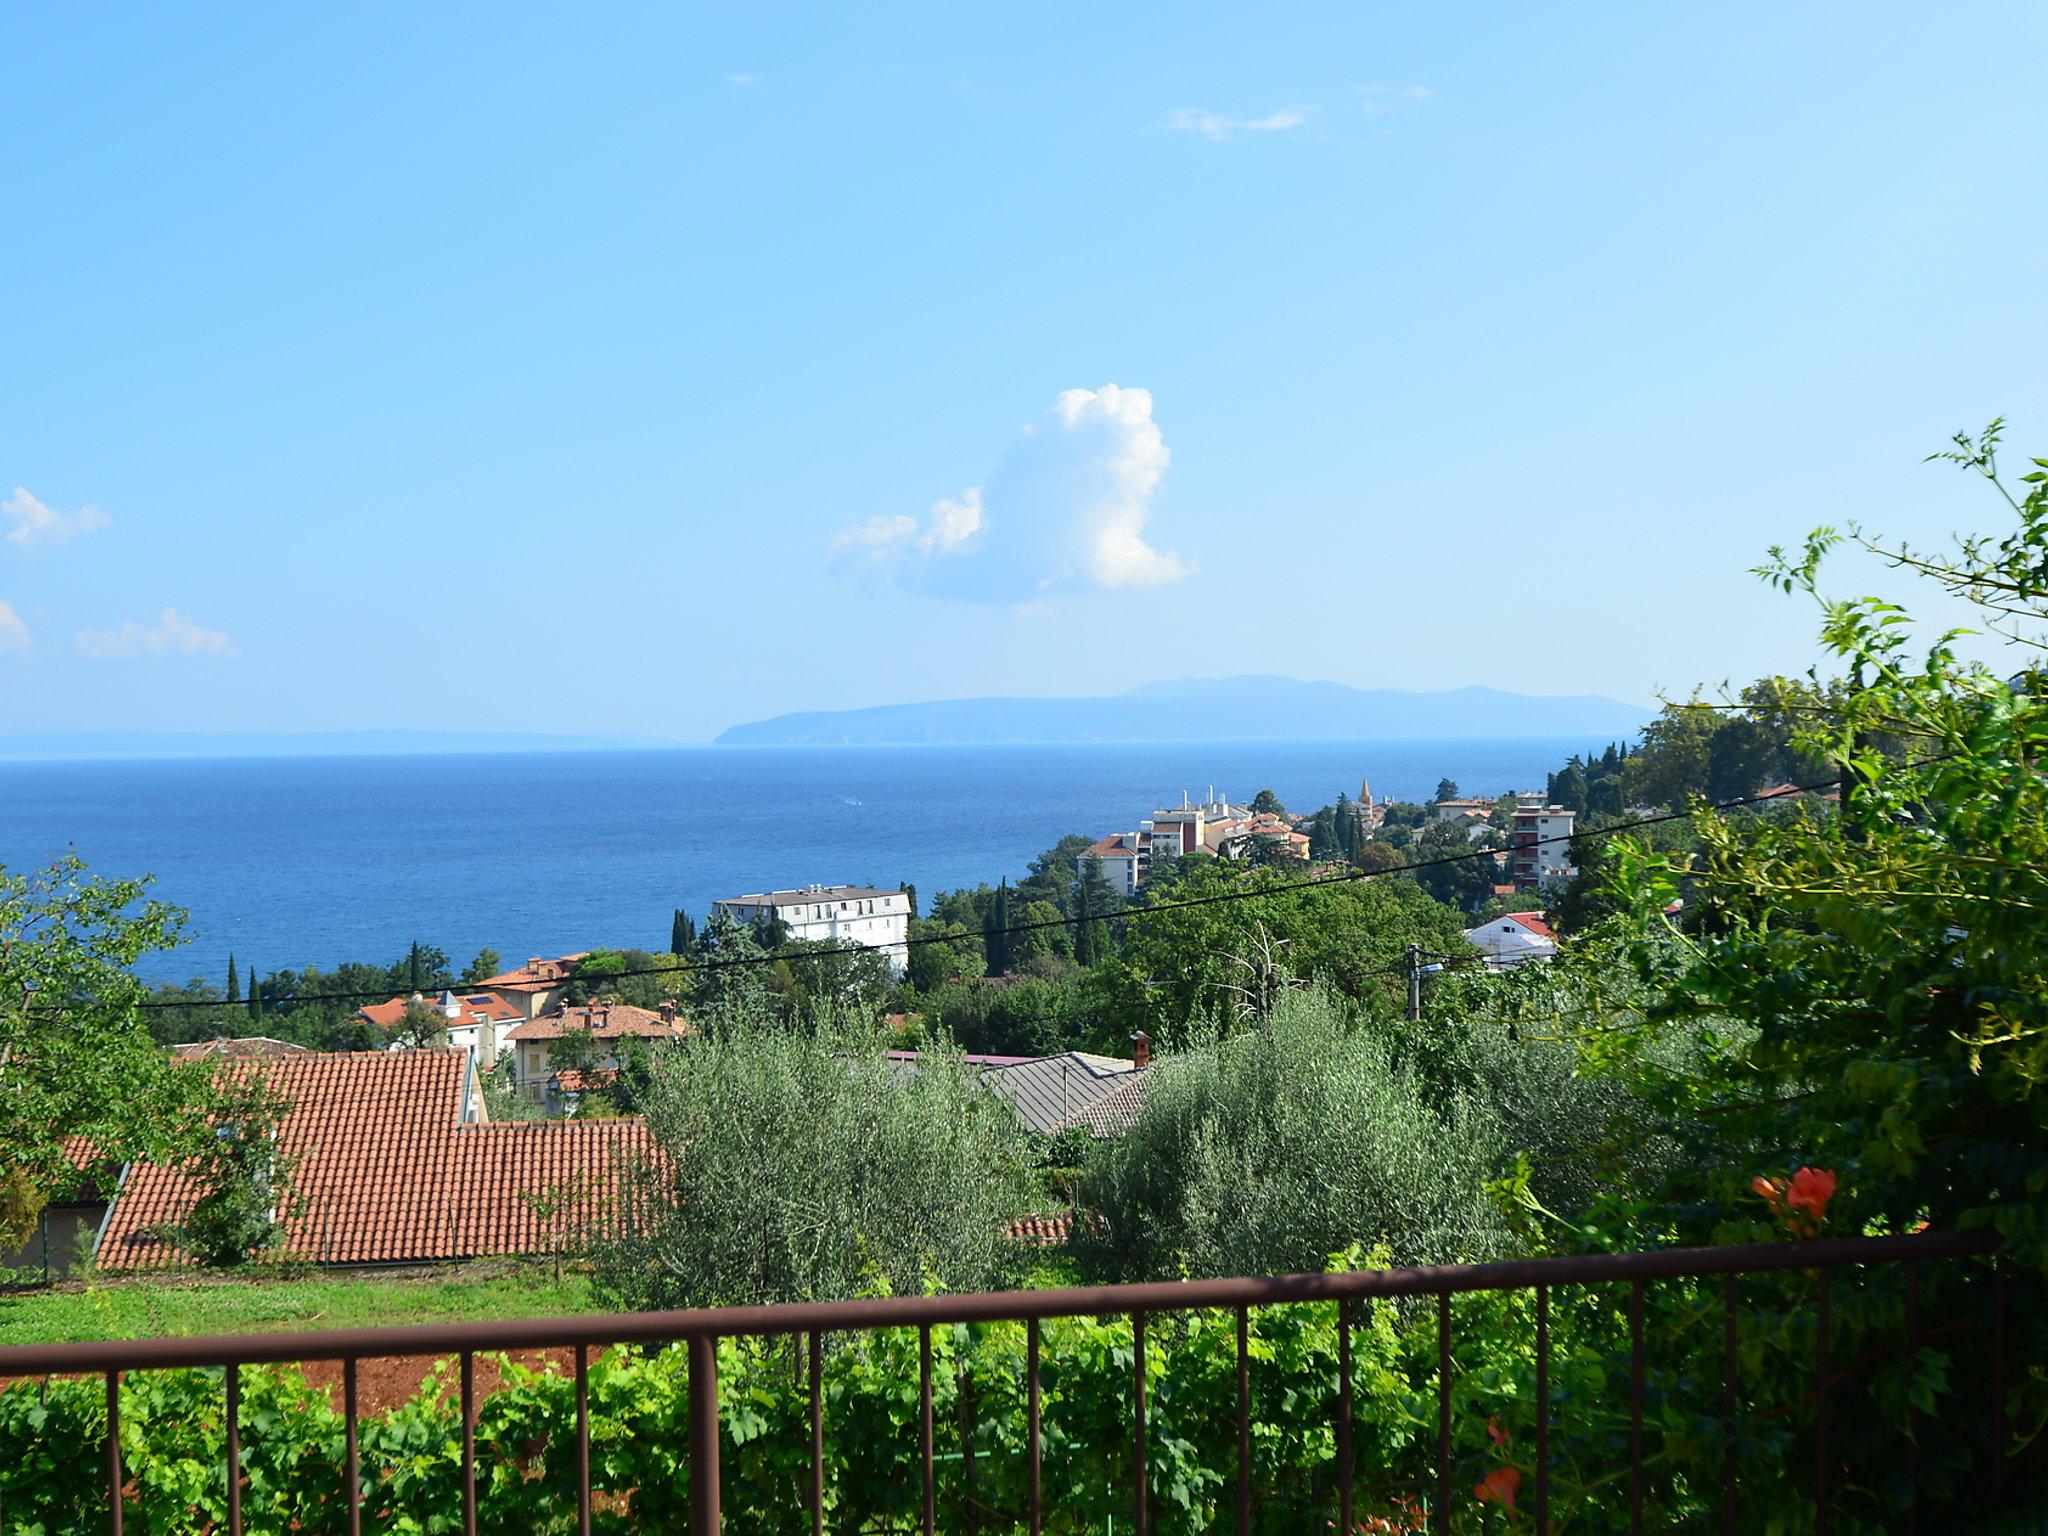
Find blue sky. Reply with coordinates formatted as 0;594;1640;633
3;3;2044;741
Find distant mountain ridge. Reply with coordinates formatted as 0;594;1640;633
715;676;1651;746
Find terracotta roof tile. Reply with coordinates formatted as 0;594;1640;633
357;992;522;1031
96;1050;653;1269
506;1004;688;1043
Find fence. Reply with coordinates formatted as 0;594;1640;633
0;1226;2007;1535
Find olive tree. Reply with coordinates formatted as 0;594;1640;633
598;1015;1032;1308
1074;987;1509;1281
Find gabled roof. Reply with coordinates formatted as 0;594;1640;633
168;1037;312;1062
95;1050;652;1269
983;1052;1137;1135
1502;912;1555;939
506;1003;688;1044
1085;834;1144;859
356;991;521;1031
477;955;590;994
1048;1069;1152;1139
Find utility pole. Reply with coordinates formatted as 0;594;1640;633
1406;943;1423;1022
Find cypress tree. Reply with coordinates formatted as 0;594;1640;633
984;879;1012;977
247;962;261;1019
670;909;694;957
1335;792;1355;858
225;953;240;1004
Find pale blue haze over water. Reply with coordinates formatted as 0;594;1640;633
0;740;1592;986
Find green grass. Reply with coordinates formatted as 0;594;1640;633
0;1262;600;1347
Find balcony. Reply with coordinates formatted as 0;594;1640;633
0;1227;2011;1533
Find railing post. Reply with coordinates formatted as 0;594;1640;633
688;1334;721;1536
106;1369;122;1536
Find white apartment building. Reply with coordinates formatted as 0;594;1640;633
713;884;913;976
1510;799;1578;889
1079;834;1146;897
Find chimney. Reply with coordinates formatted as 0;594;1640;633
600;1004;612;1029
527;957;543;973
1130;1030;1151;1070
659;1001;677;1025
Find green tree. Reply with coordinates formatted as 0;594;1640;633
765;939;892;1025
394;941;453;995
1069;856;1118;969
1562;425;2048;1517
460;948;503;986
181;1068;298;1267
224;953;240;1004
1090;857;1467;1038
0;856;212;1243
597;1018;1029;1308
1249;788;1285;815
1434;777;1460;803
668;909;696;957
984;878;1013;977
906;917;981;992
389;996;450;1050
1075;988;1506;1280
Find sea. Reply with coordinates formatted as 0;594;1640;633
0;739;1585;987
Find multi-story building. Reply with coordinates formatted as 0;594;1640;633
713;884;913;976
1510;800;1578;888
1079;833;1146;897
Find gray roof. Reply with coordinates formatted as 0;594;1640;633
983;1052;1137;1135
1049;1070;1153;1139
715;886;903;908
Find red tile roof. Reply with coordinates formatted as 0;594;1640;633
168;1037;313;1062
95;1050;651;1269
477;954;591;994
356;991;521;1031
1504;912;1555;939
1006;1214;1072;1246
1086;834;1144;859
506;1003;688;1044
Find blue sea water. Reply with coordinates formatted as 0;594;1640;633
0;740;1588;986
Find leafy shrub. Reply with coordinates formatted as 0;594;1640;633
595;1016;1033;1309
1074;989;1508;1281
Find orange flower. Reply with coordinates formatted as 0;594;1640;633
1474;1466;1521;1515
1786;1167;1836;1220
1751;1175;1785;1210
1487;1416;1508;1449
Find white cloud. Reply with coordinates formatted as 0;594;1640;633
1359;83;1432;117
834;384;1192;602
833;486;985;566
1164;105;1313;141
75;607;236;660
0;601;29;654
4;487;110;548
1164;106;1313;141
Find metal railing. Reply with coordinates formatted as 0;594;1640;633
0;1226;2006;1535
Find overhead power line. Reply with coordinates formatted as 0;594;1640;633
82;771;1861;1017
